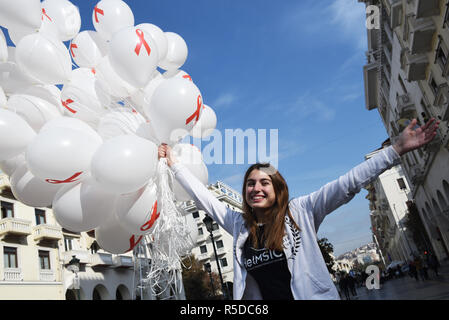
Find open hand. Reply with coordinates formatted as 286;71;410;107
393;118;440;156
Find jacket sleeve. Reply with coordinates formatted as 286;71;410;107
291;146;401;232
170;163;236;235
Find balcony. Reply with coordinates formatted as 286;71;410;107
39;269;56;282
0;218;32;239
63;250;91;265
396;93;415;118
215;247;227;256
197;252;209;261
363;61;379;110
414;0;440;19
112;255;134;268
90;252;113;267
434;83;449;107
387;0;402;29
403;50;428;81
408;17;436;54
3;268;23;281
33;224;63;242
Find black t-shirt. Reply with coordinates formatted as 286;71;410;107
243;225;294;300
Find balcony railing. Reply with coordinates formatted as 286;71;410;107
387;0;402;29
197;252;209;261
408;17;436;54
39;269;56;282
112;255;134;268
63;250;91;265
403;50;428;81
0;218;32;238
3;268;23;281
90;252;113;266
396;93;415;118
33;224;63;242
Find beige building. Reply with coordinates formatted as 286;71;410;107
181;180;242;297
0;172;142;300
360;0;449;263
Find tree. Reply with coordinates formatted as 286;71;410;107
318;237;336;275
404;201;433;255
181;255;221;300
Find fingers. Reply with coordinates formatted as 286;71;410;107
421;118;435;131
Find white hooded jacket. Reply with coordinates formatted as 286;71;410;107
171;145;401;300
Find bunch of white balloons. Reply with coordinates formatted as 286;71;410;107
0;0;217;255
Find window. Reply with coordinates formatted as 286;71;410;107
35;209;46;225
39;250;50;269
429;75;439;96
192;211;199;219
397;178;407;190
198;227;203;236
435;36;448;73
1;201;14;219
220;258;228;268
3;247;18;268
216;240;224;249
64;237;74;251
212;223;219;231
200;245;207;254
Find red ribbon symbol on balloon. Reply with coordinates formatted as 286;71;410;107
45;172;83;184
183;75;192;81
61;99;77;114
127;235;143;252
134;29;151;56
94;5;104;23
185;95;203;125
139;201;160;232
42;8;52;21
70;43;78;58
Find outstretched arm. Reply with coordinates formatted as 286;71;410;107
293;118;439;232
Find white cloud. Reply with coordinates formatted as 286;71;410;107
212;92;237;108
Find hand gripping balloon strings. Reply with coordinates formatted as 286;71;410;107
143;158;194;297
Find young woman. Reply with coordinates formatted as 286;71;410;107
158;118;439;300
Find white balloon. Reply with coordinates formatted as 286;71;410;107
96;55;137;99
92;0;134;42
144;78;203;145
0;0;41;30
0;59;38;95
190;104;217;138
162;69;192;82
109;26;159;88
26;125;102;183
158;32;188;71
0;86;6;108
136;23;168;63
171;143;208;202
15;84;63;113
0;29;7;62
95;214;143;254
52;177;118;232
116;180;160;236
0;153;26;176
10;163;62;207
5;94;62;132
97;109;145;140
39;116;100;137
61;68;106;125
91;134;158;194
129;70;164;112
0;109;36;161
15;33;72;85
41;0;81;41
69;30;107;68
135;122;160;145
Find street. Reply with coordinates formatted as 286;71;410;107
343;264;449;300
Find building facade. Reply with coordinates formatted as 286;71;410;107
0;172;143;300
364;140;418;263
181;180;243;297
360;0;449;263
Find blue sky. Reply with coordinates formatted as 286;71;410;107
2;0;389;256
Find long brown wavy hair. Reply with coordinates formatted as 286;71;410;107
242;163;299;251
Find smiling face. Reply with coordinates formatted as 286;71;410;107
245;169;276;214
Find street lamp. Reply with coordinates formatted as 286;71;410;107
66;255;80;300
202;215;228;300
203;262;215;298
